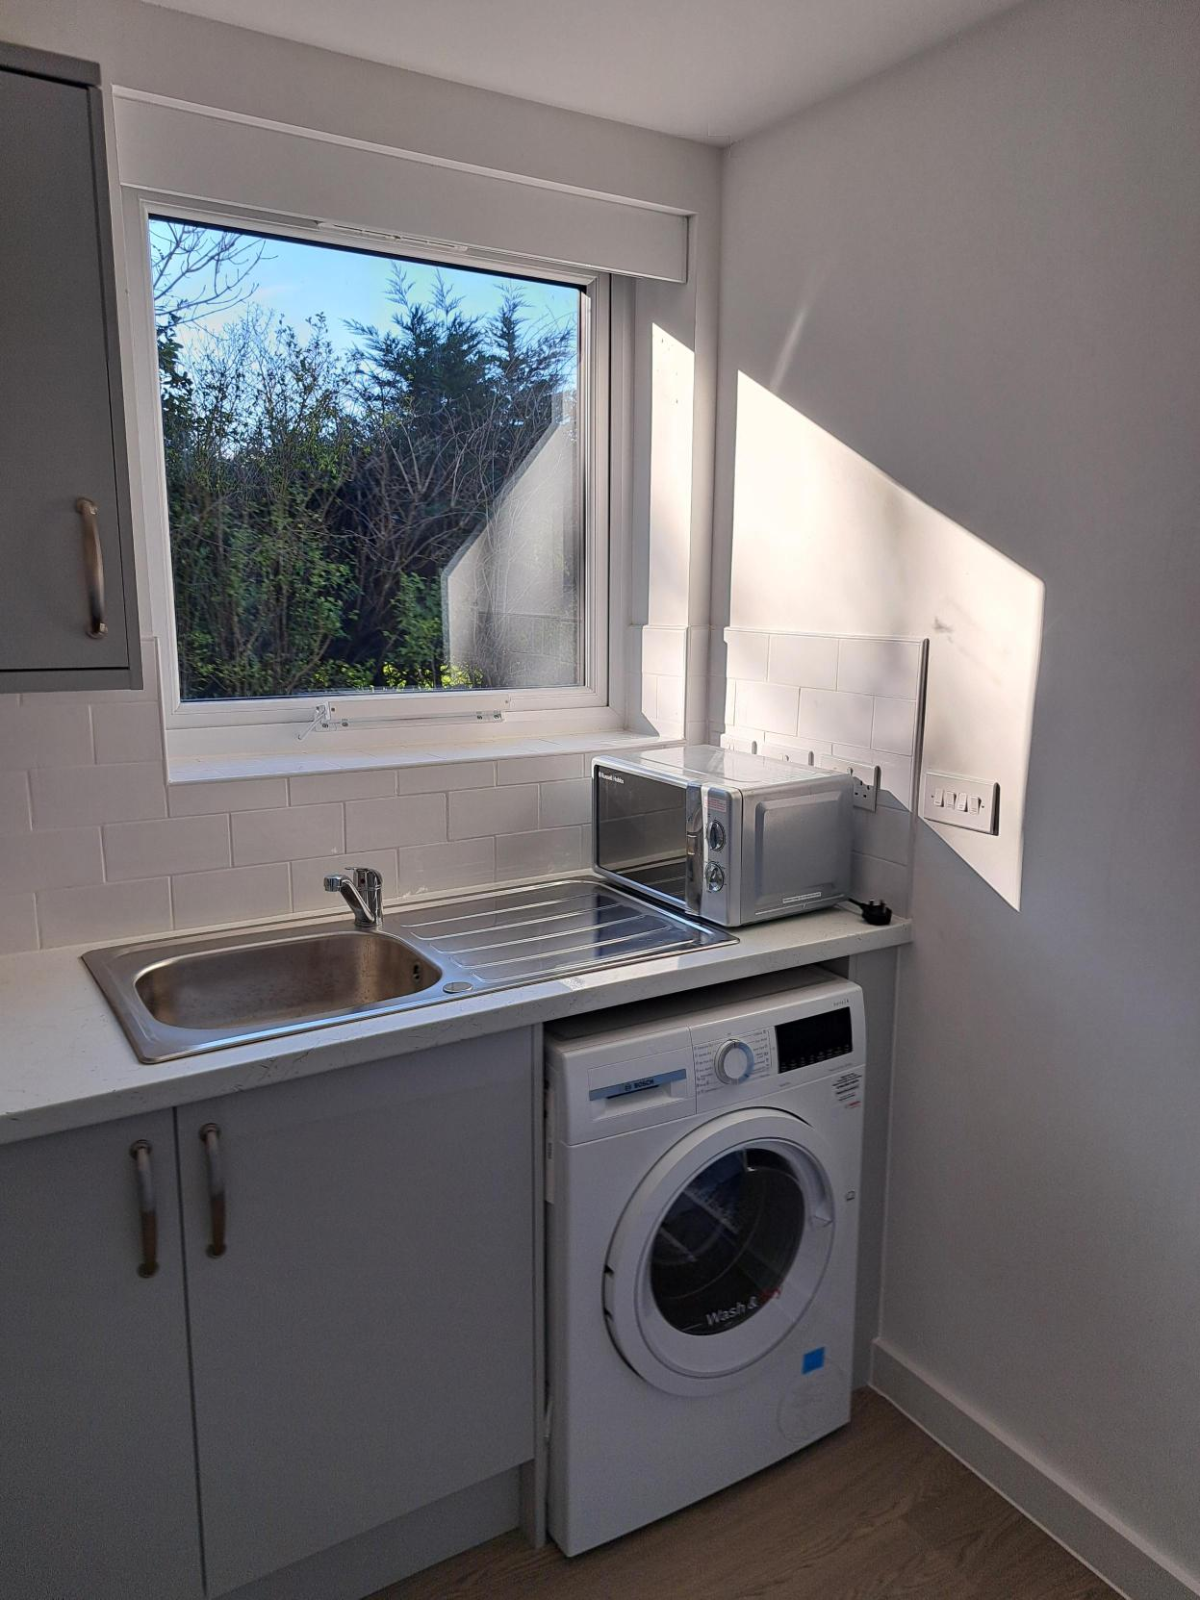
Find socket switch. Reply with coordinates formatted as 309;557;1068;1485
922;771;999;834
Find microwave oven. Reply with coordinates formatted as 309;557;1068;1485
591;745;853;928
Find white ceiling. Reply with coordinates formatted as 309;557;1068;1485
145;0;1026;145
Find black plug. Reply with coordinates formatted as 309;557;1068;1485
849;898;893;925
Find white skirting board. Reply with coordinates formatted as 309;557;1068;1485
871;1342;1198;1600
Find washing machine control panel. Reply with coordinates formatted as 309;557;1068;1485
692;1023;772;1095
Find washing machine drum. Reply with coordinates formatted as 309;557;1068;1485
604;1108;836;1396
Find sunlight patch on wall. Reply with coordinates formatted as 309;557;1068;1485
728;374;1043;909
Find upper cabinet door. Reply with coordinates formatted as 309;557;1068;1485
0;48;140;688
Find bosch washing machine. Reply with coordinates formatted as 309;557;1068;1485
545;967;866;1556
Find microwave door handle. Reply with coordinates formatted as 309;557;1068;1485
684;783;704;914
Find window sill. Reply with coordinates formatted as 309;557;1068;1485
166;729;675;787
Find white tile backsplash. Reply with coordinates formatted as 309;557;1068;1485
31;764;167;828
394;837;495;899
0;771;30;831
0;701;93;767
767;634;838;690
37;879;173;948
537;777;592;829
798;688;875;746
92;703;163;764
172;863;292;930
495;825;587;881
735;680;800;736
103;814;231;882
449;784;538;840
0;892;38;955
345;792;447;851
232;803;345;867
836;637;923;699
495;754;584;784
871;697;918;756
0;827;104;893
288;768;397;806
168;777;290;816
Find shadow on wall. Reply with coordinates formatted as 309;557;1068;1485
728;373;1044;910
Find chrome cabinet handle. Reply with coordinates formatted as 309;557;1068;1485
130;1140;158;1278
75;497;108;639
200;1123;227;1258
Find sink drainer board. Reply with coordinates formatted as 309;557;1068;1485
83;877;734;1064
391;879;732;987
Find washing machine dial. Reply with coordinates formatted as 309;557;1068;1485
713;1038;756;1085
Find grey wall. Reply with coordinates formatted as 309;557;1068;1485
714;0;1200;1584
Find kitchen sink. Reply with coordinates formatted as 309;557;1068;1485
84;920;459;1063
85;877;734;1064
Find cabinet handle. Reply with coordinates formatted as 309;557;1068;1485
130;1140;158;1278
75;497;108;639
200;1123;227;1258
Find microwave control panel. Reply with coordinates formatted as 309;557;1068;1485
699;786;732;922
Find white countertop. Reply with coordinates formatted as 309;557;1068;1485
0;897;910;1146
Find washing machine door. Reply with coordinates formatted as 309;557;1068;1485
604;1108;835;1396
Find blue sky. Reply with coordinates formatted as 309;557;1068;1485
148;217;580;362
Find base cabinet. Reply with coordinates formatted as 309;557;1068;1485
0;1113;203;1600
176;1030;536;1596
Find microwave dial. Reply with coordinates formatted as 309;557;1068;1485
706;819;726;851
705;862;726;892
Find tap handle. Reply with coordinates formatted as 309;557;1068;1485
353;866;383;915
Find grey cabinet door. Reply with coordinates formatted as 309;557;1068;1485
0;1113;203;1600
0;54;139;684
177;1031;536;1597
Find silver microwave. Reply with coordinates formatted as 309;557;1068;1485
591;745;853;928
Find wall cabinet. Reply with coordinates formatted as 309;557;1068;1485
0;1112;203;1600
0;43;141;691
0;1031;536;1598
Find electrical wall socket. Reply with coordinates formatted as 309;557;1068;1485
922;771;1000;834
819;756;880;811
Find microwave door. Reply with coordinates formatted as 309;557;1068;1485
593;767;702;913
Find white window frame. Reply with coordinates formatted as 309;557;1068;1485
123;191;622;746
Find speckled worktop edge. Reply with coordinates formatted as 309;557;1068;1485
0;900;911;1146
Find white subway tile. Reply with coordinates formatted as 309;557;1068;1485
290;849;398;913
232;803;344;866
495;826;586;881
0;772;30;831
872;697;918;756
723;630;769;681
837;638;923;698
798;688;874;746
31;764;167;828
344;793;447;851
449;784;538;840
0;893;38;954
0;827;103;893
168;777;289;816
288;769;396;805
396;761;495;794
641;626;687;676
92;703;163;764
853;804;913;866
767;635;839;690
38;878;172;948
172;863;291;930
759;741;817;766
104;814;230;882
497;754;584;784
0;702;93;766
393;838;495;900
656;675;685;724
735;680;799;736
538;778;592;829
849;851;910;916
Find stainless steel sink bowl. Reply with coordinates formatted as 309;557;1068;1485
85;921;454;1064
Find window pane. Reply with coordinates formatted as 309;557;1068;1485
148;217;584;702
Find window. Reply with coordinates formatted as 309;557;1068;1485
140;208;609;728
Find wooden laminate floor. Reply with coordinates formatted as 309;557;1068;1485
379;1391;1119;1600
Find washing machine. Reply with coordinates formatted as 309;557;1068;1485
545;967;866;1556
